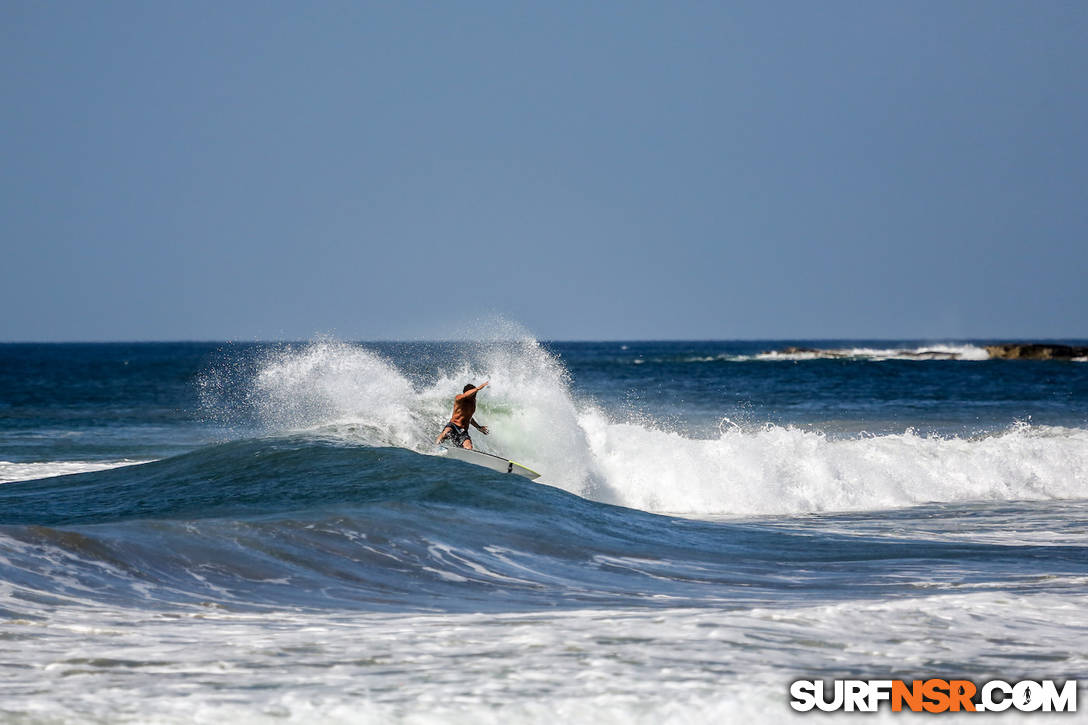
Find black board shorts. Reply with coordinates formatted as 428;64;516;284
442;422;471;447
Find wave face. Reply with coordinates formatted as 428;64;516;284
4;438;1087;616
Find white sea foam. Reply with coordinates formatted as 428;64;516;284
0;459;148;484
240;339;1088;517
0;590;1083;723
577;419;1088;515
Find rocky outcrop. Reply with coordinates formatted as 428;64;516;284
985;344;1088;360
757;344;1088;361
762;346;962;360
777;346;829;356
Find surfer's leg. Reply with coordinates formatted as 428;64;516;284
462;437;473;450
436;425;451;444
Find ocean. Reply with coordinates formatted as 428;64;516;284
2;338;1087;722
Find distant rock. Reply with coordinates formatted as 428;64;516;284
757;344;1088;361
762;346;850;358
762;346;959;360
985;344;1088;360
896;350;961;360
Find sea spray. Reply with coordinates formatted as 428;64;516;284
198;340;429;448
251;340;423;448
200;336;617;500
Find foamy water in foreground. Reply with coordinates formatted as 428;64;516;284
5;591;1085;723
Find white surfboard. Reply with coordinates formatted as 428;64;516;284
439;446;541;480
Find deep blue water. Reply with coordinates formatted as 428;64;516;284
3;340;1087;461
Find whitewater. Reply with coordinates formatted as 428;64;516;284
1;337;1087;722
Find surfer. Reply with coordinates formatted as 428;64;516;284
436;382;490;450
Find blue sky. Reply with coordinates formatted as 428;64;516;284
2;1;1086;341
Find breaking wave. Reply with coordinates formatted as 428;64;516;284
191;339;1088;517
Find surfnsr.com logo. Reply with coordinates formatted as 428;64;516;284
789;679;1078;713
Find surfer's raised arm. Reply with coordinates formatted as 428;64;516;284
456;381;489;401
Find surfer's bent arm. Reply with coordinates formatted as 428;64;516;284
470;418;489;434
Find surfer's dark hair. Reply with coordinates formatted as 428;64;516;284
464;384;475;392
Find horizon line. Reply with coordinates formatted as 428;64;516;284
2;336;1087;345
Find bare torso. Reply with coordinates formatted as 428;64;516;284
449;396;476;428
437;383;489;449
